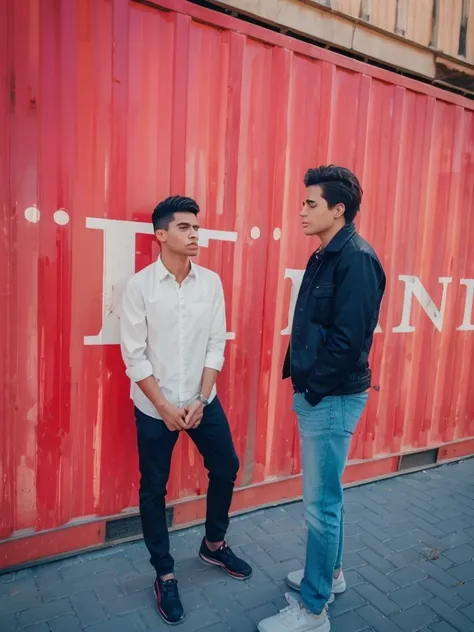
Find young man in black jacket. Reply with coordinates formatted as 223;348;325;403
259;166;385;632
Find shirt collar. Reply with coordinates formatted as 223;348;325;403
155;256;198;282
324;222;356;253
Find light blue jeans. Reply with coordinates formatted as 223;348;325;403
293;392;369;614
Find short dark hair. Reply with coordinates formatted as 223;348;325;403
152;196;200;231
304;165;362;223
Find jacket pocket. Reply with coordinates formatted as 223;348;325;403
310;283;335;326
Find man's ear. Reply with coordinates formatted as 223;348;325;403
333;203;345;219
155;229;167;244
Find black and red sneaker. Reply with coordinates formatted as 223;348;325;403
153;577;185;625
199;539;253;580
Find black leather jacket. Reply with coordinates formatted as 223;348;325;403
282;223;386;407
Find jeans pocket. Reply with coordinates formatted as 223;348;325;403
292;392;311;413
341;393;369;434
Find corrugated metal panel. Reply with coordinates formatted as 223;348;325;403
1;0;474;548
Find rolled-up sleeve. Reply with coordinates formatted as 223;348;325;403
120;278;153;382
204;276;226;371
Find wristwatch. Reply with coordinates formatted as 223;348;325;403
197;394;209;406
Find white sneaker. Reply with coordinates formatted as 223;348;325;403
286;570;346;604
258;593;330;632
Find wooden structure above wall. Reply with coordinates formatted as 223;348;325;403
209;0;474;96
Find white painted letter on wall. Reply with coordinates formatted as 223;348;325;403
393;275;452;333
84;218;238;345
457;279;474;331
281;269;305;335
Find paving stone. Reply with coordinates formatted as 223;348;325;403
360;498;390;516
431;554;455;570
421;578;466;609
358;519;390;542
0;569;33;584
384;522;417;538
0;586;42;614
198;624;231;632
358;533;393;557
246;602;278;624
391;604;437;632
70;589;107;626
94;581;124;602
344;522;365;537
388;566;428;587
17;598;73;627
32;565;63;587
353;583;398;615
20;624;50;632
412;519;446;537
390;584;432;609
457;579;474;603
330;609;368;632
261;559;302;582
241;527;271;543
357;604;404;632
137;605;171;629
427;597;474;631
2;613;18;632
248;551;276;567
266;543;306;563
459;603;474;622
58;557;120;582
436;518;471;535
329;588;366;617
221;606;256;632
39;572;114;602
413;528;444;550
343;552;368;570
177;604;221;630
387;548;423;569
236;583;282;610
428;623;459;632
357;564;398;593
415;560;459;587
362;512;390;529
269;530;303;546
244;565;274;589
358;548;397;574
105;588;154;615
342;569;364;588
87;612;146;632
447;560;474;583
49;614;83;632
118;571;155;595
406;505;441;526
439;531;473;550
386;533;422;552
0;577;37;597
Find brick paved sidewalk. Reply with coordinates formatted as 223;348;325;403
1;459;474;632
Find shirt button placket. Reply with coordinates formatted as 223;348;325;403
178;283;182;408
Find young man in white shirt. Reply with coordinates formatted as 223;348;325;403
120;196;252;625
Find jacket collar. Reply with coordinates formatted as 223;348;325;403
324;222;356;253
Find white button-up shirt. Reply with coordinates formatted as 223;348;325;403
120;257;226;419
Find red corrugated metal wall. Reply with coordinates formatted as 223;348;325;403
1;0;474;567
